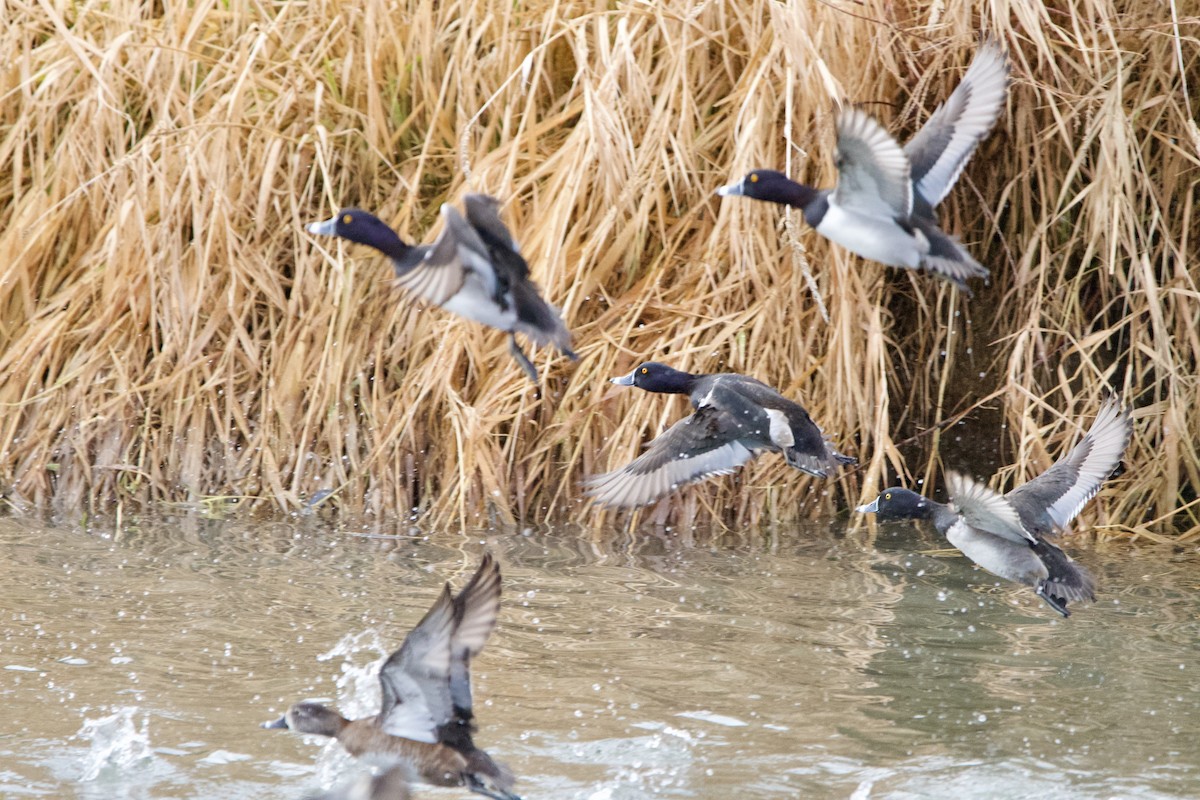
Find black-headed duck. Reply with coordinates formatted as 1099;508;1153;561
717;41;1009;292
585;361;855;508
263;553;520;800
856;398;1132;616
306;194;577;384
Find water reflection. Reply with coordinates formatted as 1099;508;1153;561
0;516;1196;798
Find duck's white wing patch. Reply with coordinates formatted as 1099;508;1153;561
1008;398;1132;530
906;41;1010;208
584;408;757;508
378;586;455;737
947;471;1034;544
442;204;501;297
765;408;794;449
833;108;913;218
375;674;439;743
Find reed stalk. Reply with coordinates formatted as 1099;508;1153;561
0;0;1195;537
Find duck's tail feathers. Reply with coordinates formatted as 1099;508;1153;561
918;223;989;294
786;446;856;478
1033;539;1097;617
510;282;576;359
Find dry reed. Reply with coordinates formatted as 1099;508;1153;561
0;0;1195;537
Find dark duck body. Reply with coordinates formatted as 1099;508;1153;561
263;554;520;800
717;41;1009;292
856;398;1132;616
306;194;576;384
585;362;855;508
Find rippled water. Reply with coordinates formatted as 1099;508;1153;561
1;515;1197;799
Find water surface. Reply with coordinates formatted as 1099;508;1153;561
0;515;1196;798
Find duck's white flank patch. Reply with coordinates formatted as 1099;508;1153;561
765;409;794;448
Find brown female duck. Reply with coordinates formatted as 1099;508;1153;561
264;554;519;800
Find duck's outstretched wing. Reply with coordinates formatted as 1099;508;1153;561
833;108;913;218
584;406;757;508
464;194;576;357
905;40;1010;210
376;585;456;743
392;204;502;306
1006;398;1132;534
463;194;521;260
947;471;1034;544
446;554;502;732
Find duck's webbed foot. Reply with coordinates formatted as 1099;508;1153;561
466;774;523;800
509;334;539;385
1035;582;1070;617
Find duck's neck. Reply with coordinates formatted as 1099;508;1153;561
799;189;829;228
359;227;412;262
928;502;960;536
646;367;698;395
759;176;819;212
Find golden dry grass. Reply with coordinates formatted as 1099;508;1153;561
0;0;1196;537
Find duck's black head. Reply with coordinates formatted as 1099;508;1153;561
856;487;935;521
260;701;346;738
306;208;408;259
716;170;817;209
611;362;695;395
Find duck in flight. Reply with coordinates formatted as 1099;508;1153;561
856;398;1132;616
307;194;577;384
586;362;855;508
717;41;1010;292
263;553;520;800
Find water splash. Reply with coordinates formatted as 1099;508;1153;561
317;628;390;720
311;630;391;788
76;707;152;781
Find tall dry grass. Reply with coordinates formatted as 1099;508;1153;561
0;0;1195;536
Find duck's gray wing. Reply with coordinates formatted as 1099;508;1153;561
392;205;499;306
584;406;757;508
832;108;913;218
947;471;1034;544
1006;398;1132;533
376;585;456;743
905;40;1009;210
463;194;521;258
448;553;501;724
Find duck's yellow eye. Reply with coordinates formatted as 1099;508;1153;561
640;367;648;374
884;492;892;501
749;173;759;183
342;214;353;224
